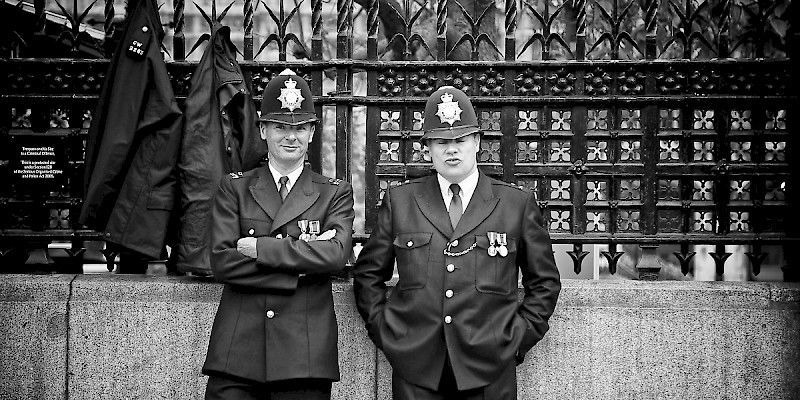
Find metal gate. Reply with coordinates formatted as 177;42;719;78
1;0;797;279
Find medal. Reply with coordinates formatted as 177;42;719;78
298;220;310;242
497;233;508;257
487;232;497;257
309;220;321;241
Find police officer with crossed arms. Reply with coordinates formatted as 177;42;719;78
203;69;355;400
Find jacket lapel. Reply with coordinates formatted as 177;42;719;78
249;167;281;221
271;168;320;232
414;176;454;238
451;172;498;240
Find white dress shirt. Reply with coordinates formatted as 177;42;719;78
437;169;479;212
268;162;304;195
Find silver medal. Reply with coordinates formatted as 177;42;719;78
487;232;497;257
298;220;310;242
309;220;321;241
497;233;508;257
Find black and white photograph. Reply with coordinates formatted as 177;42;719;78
1;0;797;398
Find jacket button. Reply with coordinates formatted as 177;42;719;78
276;234;283;239
444;315;452;324
266;310;275;319
248;229;255;235
446;264;455;272
445;289;454;298
451;239;459;247
407;241;413;247
141;26;148;32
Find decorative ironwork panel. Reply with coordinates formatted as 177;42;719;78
0;0;796;280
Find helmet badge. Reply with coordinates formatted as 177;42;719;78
278;77;305;112
435;91;462;126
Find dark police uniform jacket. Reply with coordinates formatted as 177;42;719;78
203;166;354;383
353;172;561;391
175;21;267;275
79;0;182;259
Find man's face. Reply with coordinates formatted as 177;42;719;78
261;121;315;170
427;133;480;183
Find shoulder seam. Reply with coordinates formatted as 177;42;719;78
492;179;528;191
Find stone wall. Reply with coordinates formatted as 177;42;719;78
1;275;798;399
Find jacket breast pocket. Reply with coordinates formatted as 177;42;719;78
393;232;432;290
474;235;518;295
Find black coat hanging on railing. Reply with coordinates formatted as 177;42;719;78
79;0;183;260
173;19;266;275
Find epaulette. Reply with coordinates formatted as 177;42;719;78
397;178;424;187
328;178;342;185
229;171;244;179
496;180;528;191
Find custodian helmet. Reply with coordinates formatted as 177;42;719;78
259;68;318;126
421;86;480;141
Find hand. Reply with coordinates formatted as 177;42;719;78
236;237;257;258
315;229;336;241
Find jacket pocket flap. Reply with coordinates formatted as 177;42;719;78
393;232;432;249
146;190;174;210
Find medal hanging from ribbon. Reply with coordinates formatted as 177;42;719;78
309;220;321;241
487;232;498;257
298;220;310;242
496;233;508;257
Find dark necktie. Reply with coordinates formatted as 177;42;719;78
278;176;289;202
449;184;462;229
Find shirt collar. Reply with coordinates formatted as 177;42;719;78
437;169;479;210
268;162;304;192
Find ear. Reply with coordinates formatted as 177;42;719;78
259;123;267;140
472;133;481;151
308;123;316;143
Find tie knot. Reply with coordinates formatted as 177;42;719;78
279;176;289;185
450;184;461;196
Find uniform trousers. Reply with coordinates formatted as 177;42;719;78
205;373;332;400
392;354;517;400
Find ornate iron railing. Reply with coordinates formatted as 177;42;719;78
1;0;797;280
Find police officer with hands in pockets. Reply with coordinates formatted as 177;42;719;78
202;69;355;400
353;86;561;399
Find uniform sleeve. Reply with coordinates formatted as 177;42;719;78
352;189;397;350
516;191;561;359
254;182;355;274
210;177;299;291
